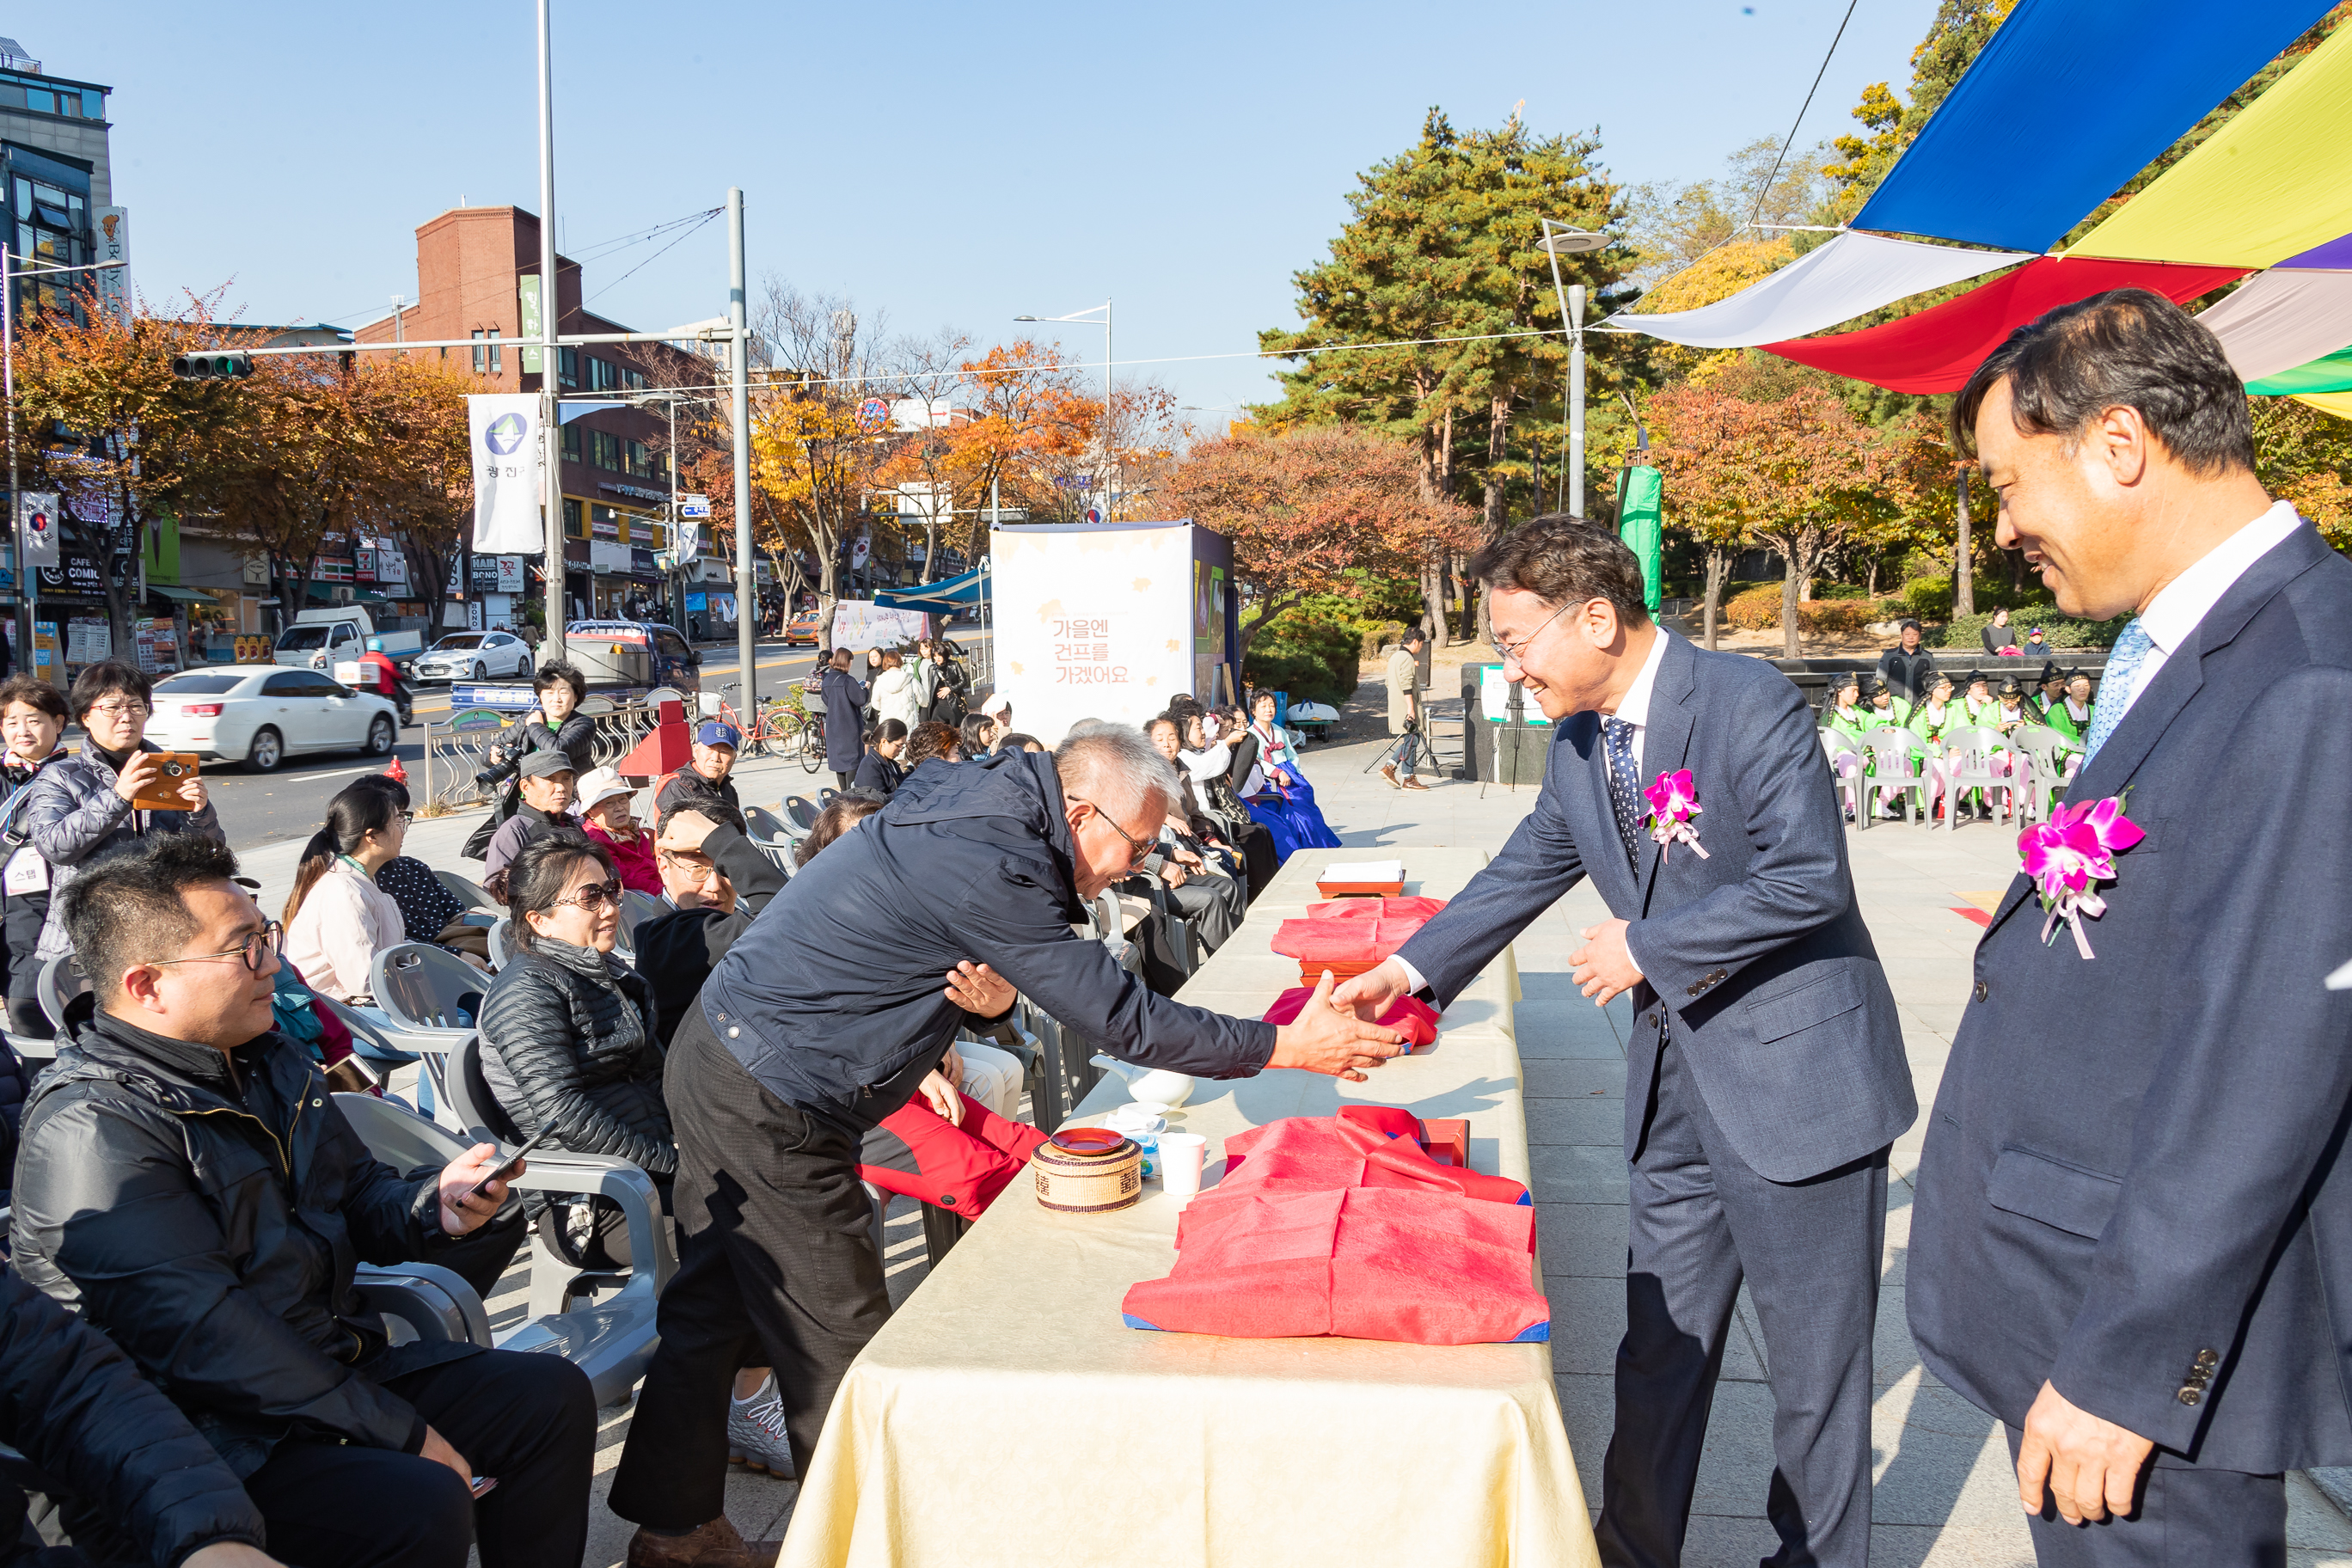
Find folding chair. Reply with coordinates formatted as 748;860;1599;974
436;868;499;913
487;917;518;971
1858;726;1932;827
1934;726;2026;830
34;953;87;1032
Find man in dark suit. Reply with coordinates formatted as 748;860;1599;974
1909;289;2352;1565
1338;517;1915;1568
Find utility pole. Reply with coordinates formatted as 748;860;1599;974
728;187;755;715
536;0;565;666
1567;284;1587;518
3;243;21;679
1954;463;1975;619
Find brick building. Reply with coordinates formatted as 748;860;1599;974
353;205;714;627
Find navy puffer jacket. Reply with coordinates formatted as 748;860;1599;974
700;749;1275;1129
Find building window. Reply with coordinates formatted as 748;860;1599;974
487;329;502;373
561;423;580;462
622;365;646;390
471;329;486;373
588;430;622;470
624;439;658;480
564;499;585;539
559;346;579;389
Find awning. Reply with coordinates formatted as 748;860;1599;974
1605;232;2031;349
2069;25;2352;268
2249;346;2352;395
1762;257;2244;393
1853;0;2338;253
144;583;224;604
874;566;988;610
2194;268;2352;383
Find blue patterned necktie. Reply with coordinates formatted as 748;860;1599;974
2079;619;2153;767
1602;718;1644;868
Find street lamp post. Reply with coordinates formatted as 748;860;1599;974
534;0;564;665
1014;301;1112;521
1537;222;1606;518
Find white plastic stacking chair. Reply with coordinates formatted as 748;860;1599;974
1935;727;2025;830
1820;732;1865;824
2011;724;2074;822
486;916;518;971
1857;726;1930;827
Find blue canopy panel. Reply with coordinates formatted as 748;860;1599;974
1853;0;2337;253
874;567;988;610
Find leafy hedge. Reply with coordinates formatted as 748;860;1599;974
1721;585;1896;636
1242;611;1362;706
1937;610;2126;651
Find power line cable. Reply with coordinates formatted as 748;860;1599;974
1746;0;1861;230
586;209;723;304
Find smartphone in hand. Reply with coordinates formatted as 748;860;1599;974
454;1125;557;1207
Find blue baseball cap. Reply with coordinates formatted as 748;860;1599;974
696;720;741;750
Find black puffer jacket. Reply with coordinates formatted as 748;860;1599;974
0;1265;266;1568
477;938;672;1173
9;998;513;1477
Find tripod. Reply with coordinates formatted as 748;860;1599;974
1363;721;1431;784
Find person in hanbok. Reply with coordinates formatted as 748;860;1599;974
1907;673;1962;747
2030;661;2067;723
1991;677;2030;736
1819;673;1873;745
2043;671;2094;748
1961;671;2001;728
1231;690;1340;858
1864;674;1913;732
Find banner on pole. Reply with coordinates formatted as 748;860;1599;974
517;276;543;374
1615;466;1664;616
17;493;58;569
469;395;544;554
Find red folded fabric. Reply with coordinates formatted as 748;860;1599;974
859;1100;1050;1216
1260;987;1439;1050
1203;1113;1531;1214
1270;916;1428;966
1122;1181;1547;1344
1302;896;1449;922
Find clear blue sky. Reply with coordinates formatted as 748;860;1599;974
58;0;1936;418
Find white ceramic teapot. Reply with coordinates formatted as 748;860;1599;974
1089;1055;1196;1108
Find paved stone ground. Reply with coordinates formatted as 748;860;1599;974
358;726;2350;1566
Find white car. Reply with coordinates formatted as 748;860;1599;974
145;665;401;773
413;630;533;683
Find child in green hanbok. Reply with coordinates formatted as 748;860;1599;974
1992;677;2030;736
1908;673;1961;746
2030;662;2067;723
2043;671;2094;747
1820;672;1873;745
1962;671;2001;730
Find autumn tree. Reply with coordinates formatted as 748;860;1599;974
2250;395;2352;550
1649;384;1888;657
1157;425;1474;656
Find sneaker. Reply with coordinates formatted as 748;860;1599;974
727;1376;796;1477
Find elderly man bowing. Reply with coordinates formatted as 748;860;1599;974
1338;516;1914;1568
609;725;1405;1568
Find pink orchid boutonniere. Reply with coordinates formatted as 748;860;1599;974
2018;793;2143;959
1644;769;1709;862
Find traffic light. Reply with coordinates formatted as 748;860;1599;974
171;351;254;380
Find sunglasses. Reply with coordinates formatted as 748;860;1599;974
540;879;624;914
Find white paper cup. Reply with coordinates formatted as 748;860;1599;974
1159;1133;1208;1200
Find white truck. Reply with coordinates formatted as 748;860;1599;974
273;606;425;672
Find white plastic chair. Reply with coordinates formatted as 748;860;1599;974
617;889;665;951
1820;733;1865;824
1857;726;1931;827
1935;726;2025;830
435;867;499;913
34;953;87;1032
2010;723;2075;823
486;917;518;971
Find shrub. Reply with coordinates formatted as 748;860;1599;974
1903;576;1956;623
1721;585;1880;636
1358;621;1408;661
1815;582;1868;600
1937;611;2128;651
1242;611;1361;705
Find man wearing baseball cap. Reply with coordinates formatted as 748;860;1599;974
658;721;744;830
482;750;576;898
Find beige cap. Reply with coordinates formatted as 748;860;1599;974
573;766;634;814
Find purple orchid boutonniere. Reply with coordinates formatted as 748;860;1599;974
2018;793;2143;959
1644;769;1709;862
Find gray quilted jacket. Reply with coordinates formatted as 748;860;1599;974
23;744;224;964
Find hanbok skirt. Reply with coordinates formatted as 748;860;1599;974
1246;767;1343;860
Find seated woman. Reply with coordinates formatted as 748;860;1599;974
959;711;995;759
573;767;660;895
903;720;962;769
282;781;411;1009
851;719;908;798
1227;690;1341;860
0;676;69;1040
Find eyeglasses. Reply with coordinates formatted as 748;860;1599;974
85;699;151;720
147;922;282;974
1492;601;1577;667
1070;798;1154;871
540;879;624;914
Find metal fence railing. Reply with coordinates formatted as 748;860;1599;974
419;699;669;812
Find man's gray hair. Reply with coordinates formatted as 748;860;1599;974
1055;723;1181;821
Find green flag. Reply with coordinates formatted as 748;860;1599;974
1616;465;1663;615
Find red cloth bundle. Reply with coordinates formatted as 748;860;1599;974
1302;896;1449;922
1120;1115;1547;1344
1261;986;1439;1051
859;1100;1050;1216
1271;917;1427;966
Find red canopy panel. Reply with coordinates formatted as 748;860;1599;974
1761;258;2245;394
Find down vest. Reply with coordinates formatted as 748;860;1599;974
9;998;519;1478
477;938;672;1174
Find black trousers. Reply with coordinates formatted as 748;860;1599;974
2002;1425;2287;1567
834;771;854;792
609;1002;891;1528
238;1349;595;1568
1598;1037;1887;1568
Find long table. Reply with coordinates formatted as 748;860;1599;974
780;848;1596;1568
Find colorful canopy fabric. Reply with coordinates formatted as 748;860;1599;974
1761;257;2243;393
1607;232;2030;349
2248;347;2352;395
2193;269;2352;383
2070;24;2352;269
1853;0;2337;253
2293;391;2352;420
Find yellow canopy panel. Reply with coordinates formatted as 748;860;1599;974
2294;391;2352;422
2071;24;2352;269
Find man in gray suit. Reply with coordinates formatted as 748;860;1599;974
1910;291;2352;1565
1338;518;1914;1567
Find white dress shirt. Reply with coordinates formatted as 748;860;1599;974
2104;499;2302;730
1392;627;1674;996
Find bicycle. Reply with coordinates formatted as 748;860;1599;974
713;683;806;761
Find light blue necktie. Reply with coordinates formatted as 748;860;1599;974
2079;619;2153;767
